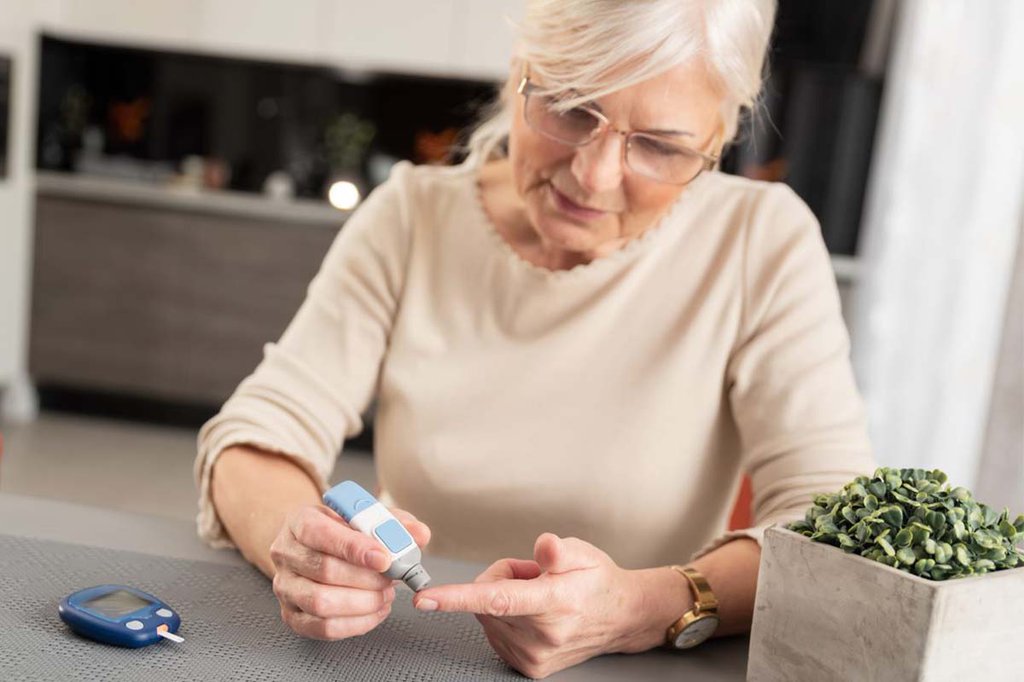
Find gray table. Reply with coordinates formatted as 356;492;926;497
0;493;748;680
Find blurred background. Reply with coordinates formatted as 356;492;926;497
0;1;1021;525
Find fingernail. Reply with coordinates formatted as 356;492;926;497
384;587;396;603
415;598;438;611
366;550;388;570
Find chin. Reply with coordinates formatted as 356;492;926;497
533;197;613;251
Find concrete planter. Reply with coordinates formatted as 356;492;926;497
748;526;1024;681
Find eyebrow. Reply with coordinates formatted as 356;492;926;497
584;100;695;138
641;128;696;138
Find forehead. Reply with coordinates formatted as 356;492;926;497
593;61;722;130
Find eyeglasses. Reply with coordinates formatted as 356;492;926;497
516;71;718;186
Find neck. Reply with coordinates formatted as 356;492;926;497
477;159;630;272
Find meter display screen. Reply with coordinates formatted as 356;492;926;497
83;590;153;618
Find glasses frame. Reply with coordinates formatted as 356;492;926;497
516;70;719;186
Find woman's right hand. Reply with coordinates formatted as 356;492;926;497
270;504;431;639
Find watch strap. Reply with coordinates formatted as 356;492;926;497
665;565;719;649
670;565;718;613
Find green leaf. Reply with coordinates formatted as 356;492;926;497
891;490;917;506
914;558;936;574
967;506;984;531
880;506;905;528
878;536;896;557
815;513;840;534
986;547;1008;562
837;533;857;549
952;520;968;541
895;528;915;547
926;511;947;533
974;559;996;572
794;467;1023;581
788;520;812;533
973;529;1002;550
867;481;887;499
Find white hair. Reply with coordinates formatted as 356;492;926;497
464;0;777;165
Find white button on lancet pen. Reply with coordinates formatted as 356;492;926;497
322;481;432;592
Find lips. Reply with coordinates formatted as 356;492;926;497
549;185;608;221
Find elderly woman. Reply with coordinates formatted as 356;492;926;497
196;0;875;677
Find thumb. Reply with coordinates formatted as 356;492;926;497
533;533;603;575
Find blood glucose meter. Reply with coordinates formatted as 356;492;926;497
59;584;184;648
323;480;432;591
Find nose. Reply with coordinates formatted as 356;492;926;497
570;130;624;195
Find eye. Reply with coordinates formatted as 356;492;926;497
558;106;599;125
632;136;692;157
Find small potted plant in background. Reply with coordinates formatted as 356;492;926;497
748;467;1024;682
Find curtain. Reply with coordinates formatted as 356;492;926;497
851;0;1024;490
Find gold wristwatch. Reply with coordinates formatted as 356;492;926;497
665;565;720;650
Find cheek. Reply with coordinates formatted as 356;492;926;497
622;184;685;231
509;116;572;184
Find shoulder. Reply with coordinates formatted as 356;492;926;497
694;171;816;227
373;160;475;213
341;160;474;243
691;173;823;267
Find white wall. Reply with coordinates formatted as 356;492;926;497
0;1;63;419
0;0;523;419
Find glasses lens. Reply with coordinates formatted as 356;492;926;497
525;94;601;146
627;134;707;184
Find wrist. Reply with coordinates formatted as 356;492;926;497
611;566;695;654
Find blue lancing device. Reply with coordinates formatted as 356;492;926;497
59;584;183;648
323;481;432;591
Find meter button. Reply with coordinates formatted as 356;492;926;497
125;620;144;630
156;608;173;617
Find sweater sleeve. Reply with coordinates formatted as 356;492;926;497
693;183;876;559
193;162;414;548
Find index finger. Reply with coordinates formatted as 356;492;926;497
290;507;390;572
413;578;551;617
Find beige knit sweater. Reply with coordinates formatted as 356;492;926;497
195;160;875;569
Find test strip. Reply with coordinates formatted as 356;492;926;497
157;629;184;643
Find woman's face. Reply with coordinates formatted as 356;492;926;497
506;60;724;260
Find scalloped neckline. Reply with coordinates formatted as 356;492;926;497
467;163;687;281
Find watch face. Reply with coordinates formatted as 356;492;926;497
674;615;720;649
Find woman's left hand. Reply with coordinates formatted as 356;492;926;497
412;533;657;679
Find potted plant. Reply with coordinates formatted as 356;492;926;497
748;467;1024;681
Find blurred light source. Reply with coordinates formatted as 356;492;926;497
328;181;360;210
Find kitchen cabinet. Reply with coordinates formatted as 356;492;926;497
48;0;514;79
30;177;342;405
